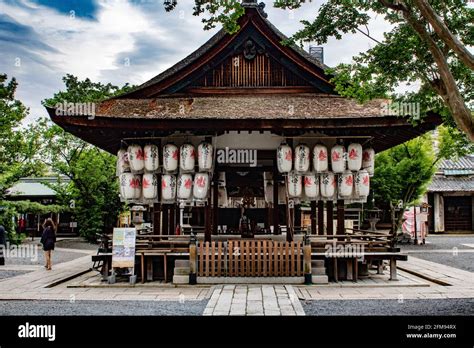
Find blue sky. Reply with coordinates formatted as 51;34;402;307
0;0;395;122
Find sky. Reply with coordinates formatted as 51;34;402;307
0;0;395;123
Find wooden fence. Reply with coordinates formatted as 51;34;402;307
197;240;303;277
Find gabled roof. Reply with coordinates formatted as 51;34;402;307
438;155;474;172
119;1;334;98
428;176;474;192
6;176;70;197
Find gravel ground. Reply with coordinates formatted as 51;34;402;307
399;235;474;273
0;270;32;280
303;298;474;316
0;300;207;316
399;235;474;251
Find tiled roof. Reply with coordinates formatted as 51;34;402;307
438;155;474;171
428;176;474;192
6;177;69;197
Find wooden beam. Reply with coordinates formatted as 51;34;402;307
327;201;334;235
162;205;169;236
337;199;345;240
169;205;176;235
153;203;161;235
204;202;211;242
272;158;279;234
310;201;317;235
318;200;324;235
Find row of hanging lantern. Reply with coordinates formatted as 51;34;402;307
285;169;370;202
117;142;214;175
277;143;375;175
119;172;211;204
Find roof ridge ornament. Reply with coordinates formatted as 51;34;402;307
242;0;268;18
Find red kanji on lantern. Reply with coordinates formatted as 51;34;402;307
172;150;178;160
162;179;167;189
184;178;192;189
363;176;369;186
318;150;327;161
332;151;341;162
304;177;312;187
285;150;292;161
349;148;358;160
142;177;150;188
196;176;206;188
345;175;353;186
136;149;145;160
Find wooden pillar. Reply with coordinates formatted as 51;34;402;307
153;203;161;235
326;201;334;236
310;201;317;235
295;204;301;230
212;169;219;235
169;205;176;235
337;199;345;240
162;205;169;235
272;161;279;234
318;200;324;235
204;203;211;242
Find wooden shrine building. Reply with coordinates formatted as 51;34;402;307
47;0;442;284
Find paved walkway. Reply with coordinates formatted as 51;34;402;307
295;255;474;301
204;285;305;316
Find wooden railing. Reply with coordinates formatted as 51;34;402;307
197;240;304;277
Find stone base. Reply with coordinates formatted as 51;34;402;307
312;275;329;284
173;275;189;284
311;268;326;276
174;267;190;275
311;260;325;268
175;260;190;268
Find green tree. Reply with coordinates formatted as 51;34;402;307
166;0;474;141
38;75;133;241
0;74;46;243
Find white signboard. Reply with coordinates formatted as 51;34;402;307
112;228;136;268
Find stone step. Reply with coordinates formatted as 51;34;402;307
312;275;329;284
175;260;190;268
311;268;326;276
174;267;190;275
173;275;189;284
311;260;325;268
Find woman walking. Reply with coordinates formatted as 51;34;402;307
40;219;56;270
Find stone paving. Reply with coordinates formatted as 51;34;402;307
203;285;305;316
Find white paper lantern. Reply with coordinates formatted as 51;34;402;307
180;143;196;172
338;171;354;198
198;142;213;172
177;173;193;200
331;145;346;173
362;148;375;175
320;172;336;198
142;173;158;199
163;143;179;173
120;173;141;200
264;183;274;204
277;144;292;173
313;144;328;172
218;187;228;207
347;143;363;171
144;144;159;172
127;144;145;172
355;170;370;197
116;149;130;176
294;144;310;173
161;174;177;201
304;174;319;199
287;172;302;198
193;173;210;200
